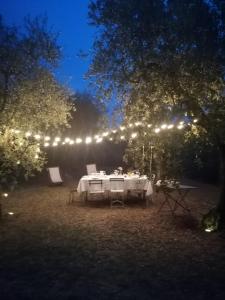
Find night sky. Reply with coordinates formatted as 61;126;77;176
0;0;96;93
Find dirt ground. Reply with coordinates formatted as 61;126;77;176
0;180;225;300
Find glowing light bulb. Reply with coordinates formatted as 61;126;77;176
129;123;133;127
131;132;137;139
69;140;75;145
55;137;61;142
94;135;99;139
76;138;82;144
85;137;92;144
120;135;125;140
65;137;70;143
8;212;14;215
14;129;20;134
177;124;184;129
193;119;198;123
96;137;103;143
167;124;174;129
112;130;117;134
120;126;125;131
205;228;212;232
3;193;8;197
52;142;58;147
16;160;20;165
102;132;109;137
147;124;152;128
109;137;113;141
35;154;39;159
44;142;49;147
154;128;160;133
25;131;32;137
44;136;50;141
161;124;167;129
34;134;41;140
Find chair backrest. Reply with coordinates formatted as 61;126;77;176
109;178;125;191
86;164;97;175
88;180;103;193
48;167;63;183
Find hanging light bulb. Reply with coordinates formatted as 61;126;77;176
52;142;58;147
120;135;125;140
147;124;152;128
64;137;70;143
55;137;61;142
69;140;75;145
193;119;198;123
120;126;125;131
96;137;103;143
167;124;174;129
25;131;32;137
85;137;92;144
131;132;137;139
154;128;160;133
44;136;50;141
76;138;82;144
161;124;167;129
177;124;184;129
3;193;8;197
34;134;41;140
44;142;49;147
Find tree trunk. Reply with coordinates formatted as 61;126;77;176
217;144;225;228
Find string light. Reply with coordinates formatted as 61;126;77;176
76;138;82;144
161;124;167;129
131;132;137;139
96;137;103;143
3;193;8;198
5;117;199;148
85;137;92;144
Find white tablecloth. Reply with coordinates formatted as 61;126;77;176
77;175;153;196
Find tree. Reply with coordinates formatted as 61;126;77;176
0;16;72;194
88;0;225;227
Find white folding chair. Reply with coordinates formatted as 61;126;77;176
109;178;125;208
87;179;105;201
86;164;97;175
47;167;63;185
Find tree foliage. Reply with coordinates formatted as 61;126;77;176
88;0;225;223
0;16;73;191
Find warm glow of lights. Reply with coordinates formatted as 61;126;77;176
135;122;142;126
147;124;152;128
44;142;49;147
64;137;70;143
154;128;160;133
177;124;184;129
55;137;61;142
120;126;125;131
193;119;198;123
25;131;32;137
44;136;50;141
8;212;14;215
131;132;137;139
34;134;41;140
69;140;75;145
112;130;117;134
102;132;109;137
36;148;40;153
129;123;133;127
161;124;167;129
96;137;103;143
179;121;184;125
85;137;92;144
14;129;20;134
52;142;58;147
109;137;113;141
3;193;8;198
120;135;125;140
76;138;82;144
94;135;99;139
16;160;20;165
35;154;39;159
19;142;23;146
62;142;65;145
167;124;174;129
205;228;212;232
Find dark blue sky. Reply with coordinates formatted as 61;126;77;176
0;0;96;93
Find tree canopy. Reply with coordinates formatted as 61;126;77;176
0;16;72;191
88;0;225;224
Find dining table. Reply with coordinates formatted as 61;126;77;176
77;174;153;207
